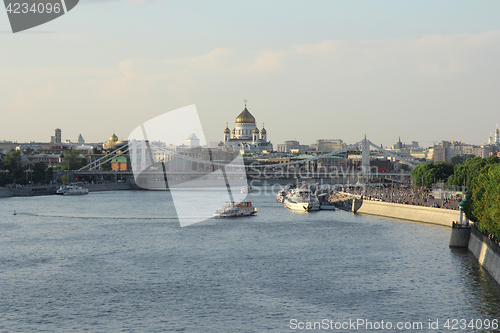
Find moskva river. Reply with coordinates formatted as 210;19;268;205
1;190;500;332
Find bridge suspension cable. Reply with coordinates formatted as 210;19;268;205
75;137;414;173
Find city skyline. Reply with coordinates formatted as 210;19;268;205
2;120;499;150
1;1;500;147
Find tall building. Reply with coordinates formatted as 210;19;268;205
277;140;309;153
392;136;403;150
220;102;273;153
185;133;200;147
310;139;345;152
55;128;61;144
77;134;85;145
495;125;499;145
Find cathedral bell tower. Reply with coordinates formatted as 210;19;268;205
260;124;267;142
252;126;259;144
224;123;231;143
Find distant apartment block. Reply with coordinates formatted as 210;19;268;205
391;137;419;150
309;139;345;152
27;154;61;167
277;140;309;153
429;140;499;162
55;128;62;144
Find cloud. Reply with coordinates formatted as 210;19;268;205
2;30;500;144
118;47;288;78
82;0;158;5
117;30;500;86
292;31;500;76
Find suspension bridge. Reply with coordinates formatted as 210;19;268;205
56;137;416;187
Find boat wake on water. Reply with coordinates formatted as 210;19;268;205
21;212;185;220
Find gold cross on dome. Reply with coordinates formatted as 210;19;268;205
244;99;247;107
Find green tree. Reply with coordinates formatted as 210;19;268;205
31;162;47;183
468;164;500;236
433;161;454;182
23;147;35;156
100;160;112;171
400;164;410;171
56;174;71;183
2;149;22;171
457;156;500;224
1;149;24;184
449;156;500;188
411;162;432;187
451;154;476;165
62;150;87;170
411;161;453;188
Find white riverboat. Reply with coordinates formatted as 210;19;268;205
284;188;320;211
276;189;287;203
241;185;253;193
56;184;89;196
213;201;257;218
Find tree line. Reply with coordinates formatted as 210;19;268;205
411;155;500;237
0;149;88;186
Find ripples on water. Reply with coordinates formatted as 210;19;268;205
1;190;500;332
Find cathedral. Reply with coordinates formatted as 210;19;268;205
220;102;273;153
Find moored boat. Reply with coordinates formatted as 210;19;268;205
213;201;257;218
56;184;89;196
276;189;287;203
284;188;320;211
241;185;253;193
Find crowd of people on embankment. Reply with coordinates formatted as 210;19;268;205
486;232;500;248
338;186;461;210
326;192;356;211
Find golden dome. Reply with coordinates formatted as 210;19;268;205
253;126;259;133
232;128;236;135
110;132;118;142
235;107;256;123
260;123;267;134
224;122;230;133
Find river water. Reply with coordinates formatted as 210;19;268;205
1;190;500;332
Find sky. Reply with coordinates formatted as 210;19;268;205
1;0;500;148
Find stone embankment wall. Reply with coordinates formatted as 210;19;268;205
5;186;56;197
468;228;500;285
0;188;13;198
353;198;459;227
86;182;137;192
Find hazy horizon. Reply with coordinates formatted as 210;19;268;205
2;1;500;148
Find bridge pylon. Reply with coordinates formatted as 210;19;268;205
361;135;370;176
